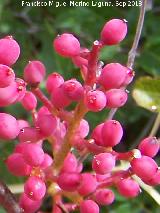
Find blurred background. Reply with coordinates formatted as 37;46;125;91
0;0;160;212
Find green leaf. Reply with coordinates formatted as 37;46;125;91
132;77;160;112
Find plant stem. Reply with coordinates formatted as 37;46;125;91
54;101;87;172
85;41;101;86
107;0;147;120
0;181;22;213
149;113;160;137
133;175;160;206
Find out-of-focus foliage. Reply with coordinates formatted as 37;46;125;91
0;0;160;212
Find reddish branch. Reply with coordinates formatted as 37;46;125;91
0;181;22;213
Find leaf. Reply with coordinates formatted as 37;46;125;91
132;77;160;112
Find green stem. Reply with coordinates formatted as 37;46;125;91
149;113;160;137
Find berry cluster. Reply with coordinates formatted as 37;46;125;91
0;19;159;213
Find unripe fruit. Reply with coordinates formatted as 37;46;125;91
37;106;51;117
53;33;80;57
19;193;42;213
17;119;30;130
75;119;89;138
106;89;128;108
95;189;115;205
145;170;160;186
101;120;123;147
15;78;26;102
62;79;84;101
24;176;46;201
78;173;97;196
138;137;159;157
36;114;57;137
51;85;71;108
84;90;106;112
18;127;42;143
99;63;126;90
0;82;19;106
80;200;99;213
23;143;45;167
116;178;140;198
100;19;127;45
92;153;115;175
72;56;88;68
131;156;158;181
0;113;20;140
6;153;31;176
21;91;37;111
40;153;53;169
57;172;81;192
0;36;20;66
61;153;78;173
91;123;104;146
24;60;46;85
46;72;64;94
0;65;15;88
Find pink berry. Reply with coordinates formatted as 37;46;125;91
40;153;53;169
0;36;20;66
117;178;140;198
24;60;46;85
101;120;123;147
52;205;62;213
57;172;81;192
0;113;20;140
91;123;104;146
6;153;31;176
92;153;115;175
14;142;29;154
21;91;37;111
78;173;97;196
24;176;46;201
75;119;89;138
18;127;42;143
145;169;160;186
17;119;30;130
62;79;84;101
14;78;26;102
106;89;128;108
46;72;64;93
61;153;78;173
0;82;19;106
19;193;42;213
0;65;15;88
122;67;135;86
100;19;127;45
80;200;99;213
37;106;51;117
95;189;115;205
23;143;44;167
53;33;80;57
72;56;88;68
84;90;106;112
138;137;159;158
51;85;71;108
36;114;57;137
99;63;126;90
131;156;158;181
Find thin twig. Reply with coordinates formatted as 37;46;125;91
107;0;147;120
149;113;160;137
0;181;22;213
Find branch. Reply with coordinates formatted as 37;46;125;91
149;112;160;137
107;0;147;120
0;181;22;213
127;0;147;69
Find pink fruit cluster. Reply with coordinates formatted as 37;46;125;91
0;19;159;213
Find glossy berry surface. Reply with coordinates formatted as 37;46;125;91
80;200;99;213
100;19;127;45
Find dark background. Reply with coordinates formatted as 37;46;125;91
0;0;160;212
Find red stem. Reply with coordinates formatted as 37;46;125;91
0;181;22;213
85;41;101;86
